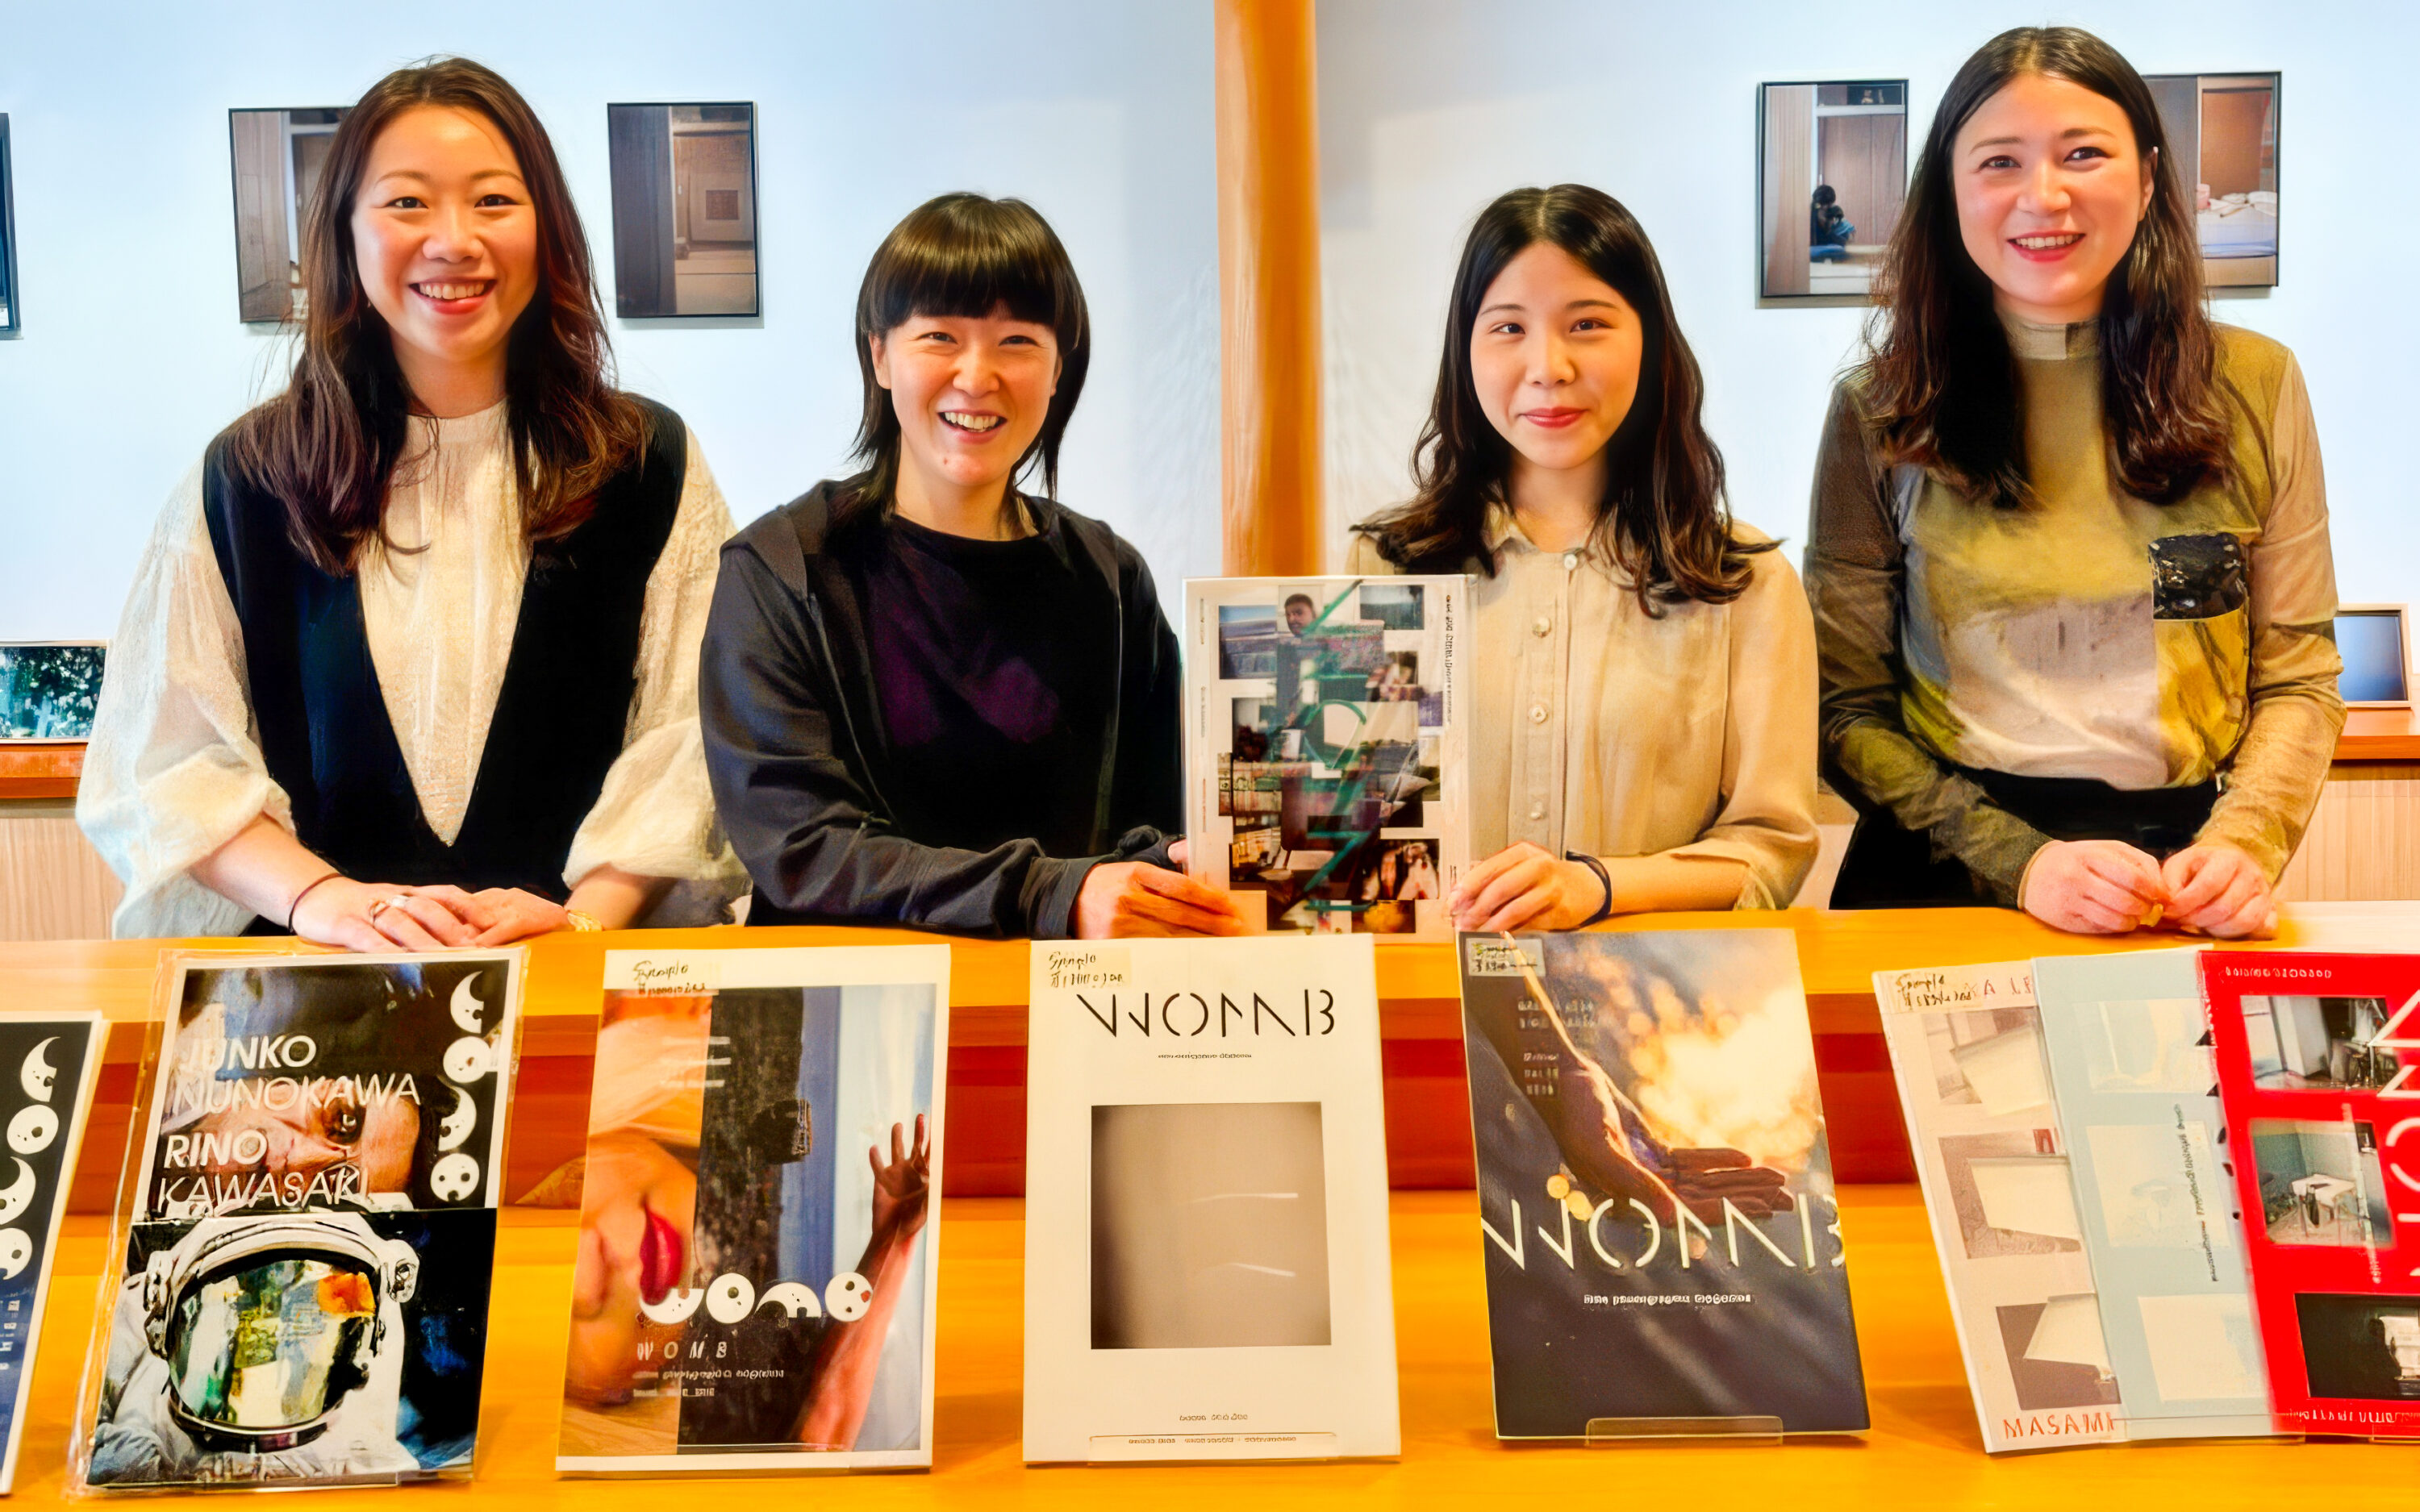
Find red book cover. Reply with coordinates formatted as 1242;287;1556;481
2201;952;2420;1438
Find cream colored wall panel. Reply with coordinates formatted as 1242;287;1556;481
0;804;120;942
2276;764;2420;902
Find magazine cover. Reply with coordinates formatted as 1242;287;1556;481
558;947;949;1474
1875;961;2122;1452
2032;950;2276;1440
1461;930;1867;1437
1023;936;1400;1462
131;953;522;1218
2202;952;2420;1439
77;952;523;1491
1183;575;1468;939
0;1014;104;1492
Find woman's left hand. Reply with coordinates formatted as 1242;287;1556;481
2159;843;2279;939
405;885;570;945
1448;841;1607;933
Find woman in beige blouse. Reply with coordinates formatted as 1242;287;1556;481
1350;184;1818;930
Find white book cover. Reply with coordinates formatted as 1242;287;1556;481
1022;936;1400;1463
0;1013;104;1493
559;947;949;1475
1182;575;1468;939
1875;962;2125;1453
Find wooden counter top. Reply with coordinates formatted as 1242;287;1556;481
2337;706;2420;760
1;1193;2410;1505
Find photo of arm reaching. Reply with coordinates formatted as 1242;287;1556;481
792;1115;931;1450
1467;944;1791;1223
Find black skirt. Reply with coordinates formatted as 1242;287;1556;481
1830;767;2218;910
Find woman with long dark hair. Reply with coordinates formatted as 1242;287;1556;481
80;58;741;948
699;193;1244;939
1806;26;2339;936
1353;184;1819;930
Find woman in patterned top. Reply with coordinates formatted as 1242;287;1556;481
1805;26;2340;936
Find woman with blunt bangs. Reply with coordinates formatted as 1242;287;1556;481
1806;26;2340;938
1352;184;1821;931
80;57;742;949
701;193;1245;939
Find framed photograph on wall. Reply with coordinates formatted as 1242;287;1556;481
2335;605;2410;709
2146;73;2280;288
0;642;106;742
227;106;349;323
0;115;19;336
1758;80;1907;301
607;102;760;318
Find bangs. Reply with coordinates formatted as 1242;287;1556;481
857;194;1087;352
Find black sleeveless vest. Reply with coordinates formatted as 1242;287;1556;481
202;399;686;902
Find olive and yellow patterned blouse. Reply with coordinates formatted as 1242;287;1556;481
1804;318;2343;902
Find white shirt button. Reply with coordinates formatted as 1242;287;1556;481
1529;704;1549;725
1531;616;1551;637
1562;552;1579;571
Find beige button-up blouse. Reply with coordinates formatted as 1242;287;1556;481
1348;508;1819;908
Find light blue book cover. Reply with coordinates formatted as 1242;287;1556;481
2030;950;2276;1440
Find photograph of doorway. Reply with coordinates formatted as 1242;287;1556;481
1759;80;1907;299
607;102;760;318
227;107;348;323
2147;72;2280;288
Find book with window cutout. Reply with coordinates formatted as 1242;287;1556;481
1021;935;1400;1462
2203;952;2420;1439
1183;576;1469;940
1461;928;1867;1438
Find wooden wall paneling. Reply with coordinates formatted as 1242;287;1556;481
0;802;120;941
2276;762;2420;902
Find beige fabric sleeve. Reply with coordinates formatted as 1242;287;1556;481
561;427;751;902
2197;355;2345;878
74;463;290;937
1666;546;1821;908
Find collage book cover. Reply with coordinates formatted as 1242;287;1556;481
1460;930;1867;1436
2202;952;2420;1438
1183;575;1468;939
77;952;522;1491
1023;935;1400;1462
1875;960;2124;1453
558;946;948;1474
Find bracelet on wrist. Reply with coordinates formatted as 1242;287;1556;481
565;909;603;934
1564;852;1615;927
285;869;344;931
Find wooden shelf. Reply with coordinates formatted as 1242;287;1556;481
0;742;83;801
2337;706;2420;760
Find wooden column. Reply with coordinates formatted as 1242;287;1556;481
1215;0;1324;576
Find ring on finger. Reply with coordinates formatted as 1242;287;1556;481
366;894;411;923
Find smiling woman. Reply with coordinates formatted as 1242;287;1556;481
700;193;1246;940
76;57;747;949
1805;26;2345;940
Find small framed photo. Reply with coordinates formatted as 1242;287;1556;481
228;107;350;323
1758;80;1908;301
2146;73;2280;289
2335;605;2411;709
0;114;19;336
607;102;760;319
0;642;107;742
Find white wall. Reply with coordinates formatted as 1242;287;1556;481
0;0;1218;638
1316;0;2420;605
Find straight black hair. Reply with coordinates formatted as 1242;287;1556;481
1863;26;2240;509
838;193;1091;520
1356;183;1768;610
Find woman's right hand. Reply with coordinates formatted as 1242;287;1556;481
2018;839;2168;935
1072;862;1250;939
290;877;484;952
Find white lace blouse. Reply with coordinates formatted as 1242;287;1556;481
77;401;745;938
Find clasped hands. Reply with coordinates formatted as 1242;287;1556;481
2019;839;2277;939
291;878;573;951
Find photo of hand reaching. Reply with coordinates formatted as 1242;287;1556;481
1550;1044;1793;1224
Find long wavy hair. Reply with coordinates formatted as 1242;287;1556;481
224;57;644;573
1860;26;2243;509
835;192;1091;526
1354;184;1767;610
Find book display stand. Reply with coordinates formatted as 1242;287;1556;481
1583;1416;1784;1446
